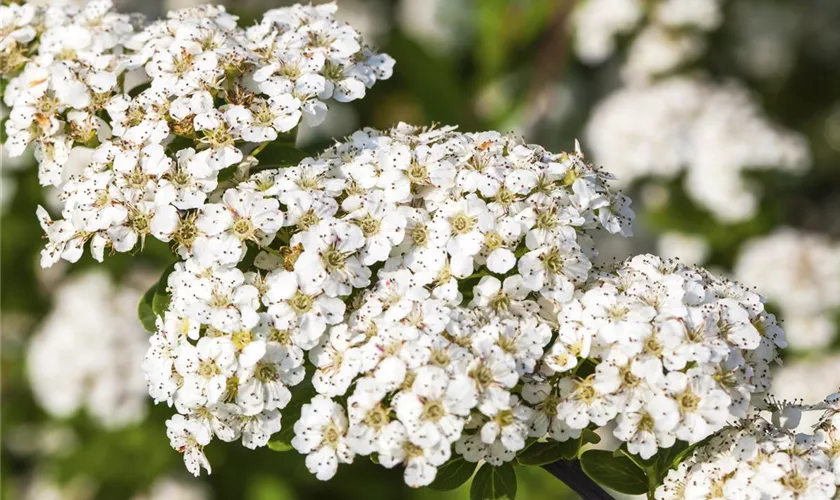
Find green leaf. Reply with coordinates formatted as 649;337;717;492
138;284;157;333
470;463;517;500
151;262;176;317
430;457;476;491
255;145;309;168
652;438;708;484
518;428;602;466
617;438;707;490
517;441;572;466
127;81;151;98
266;440;293;452
580;449;649;495
581;429;601;446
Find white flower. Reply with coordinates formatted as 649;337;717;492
166;415;212;476
294;219;371;297
378;420;450;488
180;264;260;333
262;269;346;350
144;313;194;405
518;241;591;302
663;369;731;444
36;206;83;267
236;347;293;416
195;188;283;264
344;191;407;265
556;376;618;430
310;325;364;397
478;394;534;464
437;195;493;277
393;366;477;447
467;340;519;416
613;393;679;459
292;395;354;481
174;336;237;411
241;410;282;449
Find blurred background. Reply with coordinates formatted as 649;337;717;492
3;0;840;498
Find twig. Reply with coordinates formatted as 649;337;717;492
542;459;614;500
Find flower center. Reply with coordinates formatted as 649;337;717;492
421;400;445;422
255;362;278;382
409;223;429;246
270;328;292;345
541;247;565;275
483;231;504;251
169;168;192;189
321;247;346;272
450;212;477;236
231;330;252;350
363;405;390;430
172;49;195;75
130;211;150;235
780;472;808;494
175;217;199;248
575;378;597;403
407;162;428;184
535;209;558;230
322;423;341;448
494;186;516;206
204;125;234;148
677;390;700;413
209;289;231;308
289;291;313;314
197;359;221;378
223;375;239;402
355;214;381;237
470;363;494;388
489;292;511;312
430;348;450;367
232;217;255;240
494;410;515;427
297;210;320;231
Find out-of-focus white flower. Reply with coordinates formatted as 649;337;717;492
572;0;644;64
397;0;468;52
622;26;705;83
656;232;710;265
132;477;210;500
735;228;840;350
572;0;721;69
586;76;810;222
26;271;149;429
772;355;840;429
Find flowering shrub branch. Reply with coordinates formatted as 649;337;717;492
3;1;840;499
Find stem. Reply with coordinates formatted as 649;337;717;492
262;246;283;258
250;141;271;158
542;459;614;500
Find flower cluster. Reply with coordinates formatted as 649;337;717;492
656;395;840;499
27;270;149;429
527;254;786;460
0;0;393;266
7;2;805;492
144;123;634;481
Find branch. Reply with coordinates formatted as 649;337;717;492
542;459;614;500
